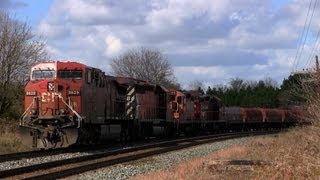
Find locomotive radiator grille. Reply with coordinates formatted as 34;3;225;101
126;86;136;119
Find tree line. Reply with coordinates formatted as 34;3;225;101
206;78;280;108
203;74;308;108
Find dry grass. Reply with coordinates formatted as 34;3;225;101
0;118;30;154
250;126;320;179
132;126;320;180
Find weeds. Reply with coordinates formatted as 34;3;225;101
0;118;30;154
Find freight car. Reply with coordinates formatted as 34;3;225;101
222;107;304;130
19;61;304;149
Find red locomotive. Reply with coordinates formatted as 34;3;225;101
19;61;304;149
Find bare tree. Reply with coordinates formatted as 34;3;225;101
229;78;245;91
263;77;278;87
0;12;47;117
111;47;178;87
187;80;205;94
187;80;203;90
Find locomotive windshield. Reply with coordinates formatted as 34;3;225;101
58;70;83;79
32;70;55;80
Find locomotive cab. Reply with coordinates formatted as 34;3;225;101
171;101;179;112
20;62;84;149
168;90;185;120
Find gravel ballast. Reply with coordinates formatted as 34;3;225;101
0;151;94;171
0;142;147;171
75;136;256;180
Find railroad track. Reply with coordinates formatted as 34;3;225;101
0;138;162;163
0;130;279;179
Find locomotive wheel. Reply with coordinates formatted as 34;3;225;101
141;122;153;140
185;126;196;137
128;124;139;142
164;123;175;138
174;122;180;138
91;125;101;144
56;128;78;148
120;130;129;143
120;121;132;143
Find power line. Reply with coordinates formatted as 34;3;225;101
305;28;320;69
292;0;313;71
295;0;317;70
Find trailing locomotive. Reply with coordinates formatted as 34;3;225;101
20;61;304;149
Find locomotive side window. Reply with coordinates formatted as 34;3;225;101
177;96;182;104
87;69;92;84
58;70;82;79
94;71;99;86
169;95;175;101
171;102;178;112
32;70;55;80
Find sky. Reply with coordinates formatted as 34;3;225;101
1;0;320;88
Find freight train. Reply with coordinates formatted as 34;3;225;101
19;61;304;149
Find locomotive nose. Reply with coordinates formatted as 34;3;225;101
30;80;68;118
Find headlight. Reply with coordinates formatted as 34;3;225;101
68;90;80;96
60;109;66;114
26;91;37;96
30;109;38;115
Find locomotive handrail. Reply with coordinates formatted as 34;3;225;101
58;95;82;128
20;97;36;126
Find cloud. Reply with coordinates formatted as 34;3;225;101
0;0;12;9
36;0;318;87
168;49;268;66
174;66;229;88
0;0;27;10
38;20;70;39
105;35;122;56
